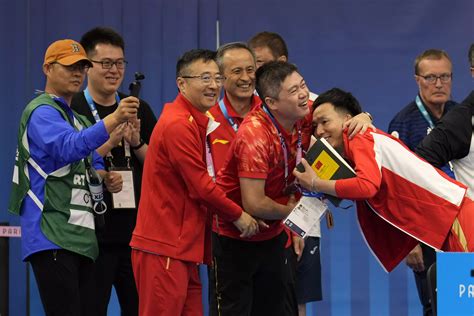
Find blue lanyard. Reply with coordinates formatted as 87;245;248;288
84;88;121;124
218;99;239;132
301;189;324;198
262;105;302;187
84;88;125;166
415;95;454;172
415;95;435;129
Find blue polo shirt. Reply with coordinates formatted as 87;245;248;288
388;96;456;178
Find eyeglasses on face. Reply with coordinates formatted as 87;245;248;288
417;73;452;84
180;74;226;86
90;59;128;69
51;62;90;73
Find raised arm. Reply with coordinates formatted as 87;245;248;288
416;104;472;167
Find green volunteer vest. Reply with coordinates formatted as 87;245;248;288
8;93;99;260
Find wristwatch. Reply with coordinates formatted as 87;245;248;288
130;139;145;150
363;111;373;122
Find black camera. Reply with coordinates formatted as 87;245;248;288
129;72;145;97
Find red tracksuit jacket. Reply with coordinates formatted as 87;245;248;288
130;93;243;264
335;129;467;272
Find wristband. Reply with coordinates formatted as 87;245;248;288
130;139;145;150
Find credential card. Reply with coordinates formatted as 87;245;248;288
111;169;136;209
283;197;327;238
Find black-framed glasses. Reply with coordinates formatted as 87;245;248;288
417;73;452;84
51;62;90;73
181;74;226;86
90;59;128;69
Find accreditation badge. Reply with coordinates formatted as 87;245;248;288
283;196;328;238
109;167;136;209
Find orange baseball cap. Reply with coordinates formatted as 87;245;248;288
43;39;92;67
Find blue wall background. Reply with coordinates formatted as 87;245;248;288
1;0;473;315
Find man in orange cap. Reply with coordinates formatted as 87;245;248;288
8;39;139;316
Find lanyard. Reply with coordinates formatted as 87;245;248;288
84;88;131;168
206;99;238;181
205;138;216;181
262;105;302;187
84;88;121;123
415;95;435;129
415;95;454;172
218;99;239;132
301;189;324;198
204;113;221;181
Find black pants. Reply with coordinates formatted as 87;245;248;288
413;243;436;316
90;245;138;316
283;245;299;316
29;249;95;316
209;231;290;316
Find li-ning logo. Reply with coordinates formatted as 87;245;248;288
71;43;80;53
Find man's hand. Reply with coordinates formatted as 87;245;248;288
343;112;375;139
103;171;123;193
233;211;259;238
108;123;127;147
124;118;141;147
103;96;140;134
292;235;305;261
113;96;139;124
256;219;269;230
405;244;425;272
293;159;317;191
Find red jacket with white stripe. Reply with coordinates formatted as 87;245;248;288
130;94;243;264
335;129;467;272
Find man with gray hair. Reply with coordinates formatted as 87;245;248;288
416;43;474;199
207;42;261;174
388;49;457;316
207;41;265;315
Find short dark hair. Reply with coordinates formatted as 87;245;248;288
216;42;255;72
256;61;298;100
80;27;125;57
176;49;217;78
469;44;474;67
313;88;362;117
413;49;451;75
248;31;289;59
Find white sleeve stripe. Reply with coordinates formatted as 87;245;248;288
27;157;48;179
12;165;19;184
372;133;465;206
27;190;44;210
